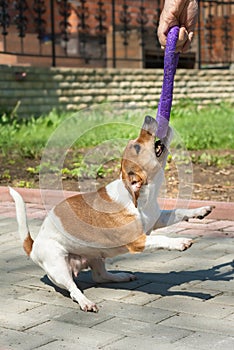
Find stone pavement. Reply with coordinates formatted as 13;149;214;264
0;188;234;350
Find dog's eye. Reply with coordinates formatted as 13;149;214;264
155;140;165;157
133;144;141;154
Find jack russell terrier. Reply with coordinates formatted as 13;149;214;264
10;115;213;312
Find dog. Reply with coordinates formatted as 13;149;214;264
10;115;214;312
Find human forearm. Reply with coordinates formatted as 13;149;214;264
158;0;198;53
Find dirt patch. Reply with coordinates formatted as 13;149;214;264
0;150;233;202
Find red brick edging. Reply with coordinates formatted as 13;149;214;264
0;186;233;221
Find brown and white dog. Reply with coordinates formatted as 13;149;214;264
10;116;213;312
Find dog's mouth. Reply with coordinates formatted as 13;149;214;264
154;139;165;157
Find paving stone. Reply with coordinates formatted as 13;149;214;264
173;331;234;350
160;313;234;337
15;276;55;291
55;308;114;328
151;224;188;234
178;228;232;238
0;327;55;350
223;225;234;232
18;288;79;309
0;218;17;233
0;310;48;332
135;270;206;286
165;256;226;272
134;281;174;297
84;286;132;303
168;284;221;300
32;340;101;350
27;320;122;348
93;273;220;303
146;295;234;319
0;234;18;246
0;283;35;299
0;298;40;314
0;270;35;285
225;313;234;322
20;304;74;326
208;294;234;306
195;279;234;293
96;300;176;324
106;251;185;273
205;220;234;230
93;317;192;341
170;262;234;288
214;253;234;266
201;242;234;255
5;259;43;276
118;290;161;305
102;336;180;350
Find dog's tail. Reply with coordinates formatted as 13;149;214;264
9;187;34;256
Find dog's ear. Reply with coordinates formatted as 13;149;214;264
121;160;147;207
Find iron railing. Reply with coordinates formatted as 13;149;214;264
0;0;233;69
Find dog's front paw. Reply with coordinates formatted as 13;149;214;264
81;301;99;313
170;238;193;251
71;292;98;312
194;206;215;220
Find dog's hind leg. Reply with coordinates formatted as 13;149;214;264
154;206;214;229
31;242;98;312
89;258;136;283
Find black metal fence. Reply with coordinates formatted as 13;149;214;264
0;0;233;69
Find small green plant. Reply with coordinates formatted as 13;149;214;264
191;152;234;167
1;169;11;180
26;166;41;175
14;180;33;188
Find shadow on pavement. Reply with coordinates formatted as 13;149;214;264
41;260;234;302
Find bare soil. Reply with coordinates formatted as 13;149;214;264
1;150;233;202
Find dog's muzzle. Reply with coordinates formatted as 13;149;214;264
143;115;158;135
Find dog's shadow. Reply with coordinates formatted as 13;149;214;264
41;260;233;301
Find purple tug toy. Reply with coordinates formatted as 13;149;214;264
156;26;180;140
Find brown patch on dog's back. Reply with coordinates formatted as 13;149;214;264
98;187;114;203
54;187;144;248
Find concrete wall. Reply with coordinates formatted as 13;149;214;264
0;65;233;118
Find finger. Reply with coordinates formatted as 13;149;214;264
175;27;188;52
159;27;186;52
157;27;167;48
181;31;194;53
157;16;174;48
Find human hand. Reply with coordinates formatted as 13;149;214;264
157;0;198;53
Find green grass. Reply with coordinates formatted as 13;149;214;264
0;100;233;161
0;109;66;158
170;100;234;150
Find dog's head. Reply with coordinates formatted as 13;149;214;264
121;115;172;207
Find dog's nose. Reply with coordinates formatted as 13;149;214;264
144;115;153;124
142;115;157;135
